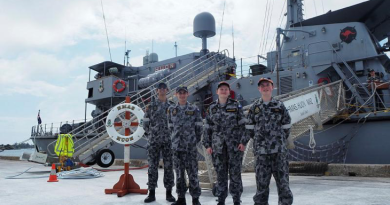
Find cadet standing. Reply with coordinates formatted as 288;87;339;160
202;81;247;205
143;82;176;203
167;86;202;205
245;78;293;205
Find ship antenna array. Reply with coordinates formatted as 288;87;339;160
218;0;226;52
232;22;235;60
100;0;112;61
174;42;178;57
124;29;131;66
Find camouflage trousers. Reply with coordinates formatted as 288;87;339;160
212;143;243;203
147;143;175;190
254;152;293;205
173;149;201;198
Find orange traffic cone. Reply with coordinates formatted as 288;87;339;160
47;163;59;182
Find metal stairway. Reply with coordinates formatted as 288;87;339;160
46;50;235;164
240;80;346;171
332;63;372;112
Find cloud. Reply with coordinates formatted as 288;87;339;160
0;0;370;145
0;52;104;96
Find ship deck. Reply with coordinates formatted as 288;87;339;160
1;160;390;204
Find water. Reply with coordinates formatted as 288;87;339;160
0;148;35;157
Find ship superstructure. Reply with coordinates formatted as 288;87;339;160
31;0;390;168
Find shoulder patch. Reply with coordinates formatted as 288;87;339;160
211;107;217;114
254;106;261;114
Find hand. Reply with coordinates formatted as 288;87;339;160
286;135;295;149
206;148;213;155
238;144;246;152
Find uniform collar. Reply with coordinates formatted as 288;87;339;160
216;98;230;108
259;97;278;106
176;101;189;109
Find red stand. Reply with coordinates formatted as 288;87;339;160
105;96;148;197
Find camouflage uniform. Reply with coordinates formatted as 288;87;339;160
143;99;175;190
202;98;246;203
167;102;203;199
245;98;293;205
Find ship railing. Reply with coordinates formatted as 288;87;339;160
31;118;93;137
45;49;233;158
241;80;346;172
305;40;372;112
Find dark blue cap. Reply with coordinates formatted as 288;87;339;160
176;86;188;92
157;82;168;89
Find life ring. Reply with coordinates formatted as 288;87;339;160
318;77;333;96
113;80;126;92
105;103;145;145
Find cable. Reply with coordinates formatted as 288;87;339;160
217;0;226;52
257;0;270;55
5;164;48;179
100;0;112;61
261;0;275;55
57;167;104;179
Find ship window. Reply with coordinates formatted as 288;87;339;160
88;88;93;98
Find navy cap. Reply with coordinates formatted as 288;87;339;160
176;86;188;93
217;81;230;88
257;77;274;86
157;82;168;89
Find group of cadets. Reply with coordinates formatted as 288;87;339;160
142;78;293;205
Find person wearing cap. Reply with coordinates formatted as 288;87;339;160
367;69;380;82
202;81;247;205
167;86;202;205
367;69;384;110
244;77;293;205
143;82;176;203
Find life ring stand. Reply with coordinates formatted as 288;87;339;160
113;80;126;92
105;103;145;145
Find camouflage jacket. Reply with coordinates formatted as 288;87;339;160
202;98;247;154
245;98;291;155
143;98;174;145
167;102;203;152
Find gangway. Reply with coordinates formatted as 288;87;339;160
44;50;235;166
197;80;347;188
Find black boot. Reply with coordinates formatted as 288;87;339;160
144;189;156;203
217;201;225;205
192;197;201;205
233;202;240;205
172;197;186;205
166;189;176;202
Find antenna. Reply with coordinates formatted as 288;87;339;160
174;42;178;57
218;0;226;52
100;0;112;61
124;29;126;66
152;40;154;54
232;22;235;60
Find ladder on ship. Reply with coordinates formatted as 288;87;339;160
46;50;235;166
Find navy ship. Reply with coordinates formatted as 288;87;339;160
30;0;390;167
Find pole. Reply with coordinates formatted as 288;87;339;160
276;28;282;95
175;42;177;57
241;58;243;77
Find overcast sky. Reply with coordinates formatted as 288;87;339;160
0;0;368;145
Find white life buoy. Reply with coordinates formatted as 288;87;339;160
105;103;145;145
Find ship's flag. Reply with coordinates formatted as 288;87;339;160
37;110;42;125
